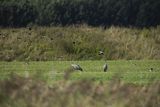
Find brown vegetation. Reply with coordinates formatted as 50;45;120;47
0;26;160;61
0;74;159;107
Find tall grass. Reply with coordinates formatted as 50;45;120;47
0;74;159;107
0;25;160;61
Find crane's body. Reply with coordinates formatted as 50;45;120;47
71;64;83;71
103;63;108;72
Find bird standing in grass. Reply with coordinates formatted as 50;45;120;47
71;64;83;71
103;63;108;72
64;64;83;80
98;50;108;72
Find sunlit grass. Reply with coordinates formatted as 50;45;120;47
0;60;160;84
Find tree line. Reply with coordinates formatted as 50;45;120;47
0;0;160;27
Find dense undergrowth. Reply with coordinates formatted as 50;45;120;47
0;74;159;107
0;26;160;61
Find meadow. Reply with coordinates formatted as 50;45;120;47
0;60;160;107
0;26;160;107
0;60;160;84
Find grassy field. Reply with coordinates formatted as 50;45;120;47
0;60;160;107
0;26;160;107
0;60;160;84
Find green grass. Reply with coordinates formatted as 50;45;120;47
0;60;160;84
0;60;160;107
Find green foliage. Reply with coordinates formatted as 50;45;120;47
0;0;160;27
0;0;37;27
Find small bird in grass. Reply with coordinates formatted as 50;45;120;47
103;63;108;72
71;64;83;71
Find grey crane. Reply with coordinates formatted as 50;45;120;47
103;63;108;72
64;64;83;80
71;64;83;71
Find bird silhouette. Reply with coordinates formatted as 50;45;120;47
103;63;108;72
71;64;83;71
98;50;104;55
64;64;83;80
